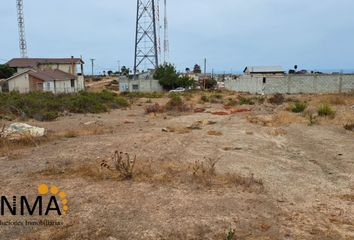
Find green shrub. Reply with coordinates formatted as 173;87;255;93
317;103;335;117
209;94;224;103
289;101;307;113
0;91;129;121
238;96;255;105
120;91;164;99
225;98;238;106
201;95;209;102
165;93;190;112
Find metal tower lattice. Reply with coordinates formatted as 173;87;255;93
134;0;159;76
16;0;28;58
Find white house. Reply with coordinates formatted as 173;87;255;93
5;69;84;94
4;57;85;93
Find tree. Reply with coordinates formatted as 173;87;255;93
154;63;195;90
204;78;217;89
176;75;195;89
107;70;113;76
193;64;201;74
0;65;16;79
121;66;130;76
185;67;191;73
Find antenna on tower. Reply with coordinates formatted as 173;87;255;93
133;0;159;78
16;0;28;58
163;0;169;64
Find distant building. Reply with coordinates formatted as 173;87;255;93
243;66;285;75
119;71;163;93
7;57;84;75
5;69;84;94
3;57;85;93
225;65;354;94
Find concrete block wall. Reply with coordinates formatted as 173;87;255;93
225;74;354;94
119;79;163;93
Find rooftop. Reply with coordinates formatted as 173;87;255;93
6;69;76;82
244;66;285;74
7;58;84;68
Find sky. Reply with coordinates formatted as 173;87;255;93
0;0;354;74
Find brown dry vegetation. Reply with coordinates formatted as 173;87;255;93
0;91;353;240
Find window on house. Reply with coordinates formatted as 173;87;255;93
45;82;51;91
71;79;75;88
263;77;267;84
132;84;139;90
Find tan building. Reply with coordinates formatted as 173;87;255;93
7;57;84;75
5;69;84;94
4;57;85;93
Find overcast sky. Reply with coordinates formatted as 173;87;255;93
1;0;354;73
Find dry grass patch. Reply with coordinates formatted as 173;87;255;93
35;151;264;191
59;126;112;138
339;194;354;202
247;112;306;127
327;95;347;105
344;122;354;131
0;133;59;157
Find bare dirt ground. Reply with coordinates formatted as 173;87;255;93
0;92;353;240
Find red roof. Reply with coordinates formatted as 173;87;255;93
7;58;84;68
29;69;76;81
7;69;76;82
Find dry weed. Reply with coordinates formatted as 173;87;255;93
101;151;136;180
145;103;165;114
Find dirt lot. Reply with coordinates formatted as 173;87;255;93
0;92;353;240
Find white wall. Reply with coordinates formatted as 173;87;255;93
225;74;354;94
119;79;163;93
8;74;31;93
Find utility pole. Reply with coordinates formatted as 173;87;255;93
134;0;159;78
204;58;207;75
16;0;28;58
118;60;121;73
90;59;95;76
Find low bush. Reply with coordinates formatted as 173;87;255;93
0;91;129;121
145;103;165;114
268;94;285;105
344;123;354;131
165;93;191;112
120;91;164;99
201;95;210;102
317;103;335;117
238;96;255;105
289;101;307;113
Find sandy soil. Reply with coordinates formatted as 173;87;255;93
0;94;353;240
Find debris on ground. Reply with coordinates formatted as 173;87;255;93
229;108;252;114
1;123;46;139
207;130;223;136
210;111;230;116
80;121;104;127
188;120;217;130
162;127;191;134
194;108;206;113
123;120;135;124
